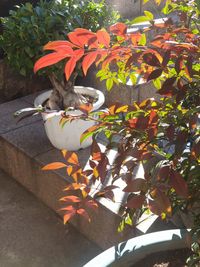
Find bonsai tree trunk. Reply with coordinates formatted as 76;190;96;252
48;73;87;110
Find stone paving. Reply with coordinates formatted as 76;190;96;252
0;169;101;267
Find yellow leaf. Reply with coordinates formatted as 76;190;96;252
116;105;128;113
93;167;99;179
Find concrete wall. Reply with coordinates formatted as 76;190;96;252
105;0;165;18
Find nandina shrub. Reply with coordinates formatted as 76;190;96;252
37;0;200;263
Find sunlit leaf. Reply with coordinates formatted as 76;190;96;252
42;162;67;170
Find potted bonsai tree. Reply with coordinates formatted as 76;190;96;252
0;0;119;150
30;0;200;264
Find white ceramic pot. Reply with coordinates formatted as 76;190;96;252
34;86;105;151
84;229;189;267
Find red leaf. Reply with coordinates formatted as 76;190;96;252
191;141;200;159
166;125;175;141
158;77;177;97
162;50;171;67
82;51;98;76
150;189;172;215
147;68;162;82
64;49;84;80
97;155;109;183
109;22;127;36
91;139;101;152
42;162;67;170
85;200;98;211
148;110;158;125
158;86;177;97
34;52;69;73
185;56;193;78
143;53;161;67
77;208;91;222
68;32;84;47
157;165;170;181
126;195;145;209
123;179;146;192
175;56;184;74
65;57;77;80
68;29;96;48
96;29;110;48
169;170;188;198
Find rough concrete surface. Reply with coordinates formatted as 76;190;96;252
0;169;101;267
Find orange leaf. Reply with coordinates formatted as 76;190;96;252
62;206;76;224
109;22;127;36
44;41;75;51
82;51;98;76
96;29;110;48
42;162;67;170
67;152;79;165
92;152;102;161
77;208;91;222
34;52;69;73
78;103;93;114
67;165;73;176
60;195;81;203
64;183;86;191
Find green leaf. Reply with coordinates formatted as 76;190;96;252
138;33;146;46
125;214;133;226
153;78;162;89
118;73;126;84
144;11;154;20
129;73;137;85
106;78;113;91
131;16;150;24
80;130;94;144
162;0;170;14
117;219;125;233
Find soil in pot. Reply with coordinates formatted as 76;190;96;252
132;248;192;267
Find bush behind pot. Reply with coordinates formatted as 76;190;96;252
0;0;119;77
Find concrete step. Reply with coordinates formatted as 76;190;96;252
0;168;101;267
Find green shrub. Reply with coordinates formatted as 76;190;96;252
0;0;119;77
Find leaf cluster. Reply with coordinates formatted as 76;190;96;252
0;0;119;77
39;1;200;263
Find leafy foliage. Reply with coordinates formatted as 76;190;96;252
39;0;200;263
0;0;119;77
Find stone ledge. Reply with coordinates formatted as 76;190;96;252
0;91;173;249
0;92;135;249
